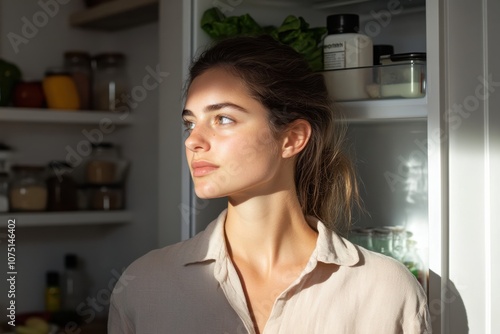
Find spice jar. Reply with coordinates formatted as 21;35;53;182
9;165;48;212
46;161;78;211
85;143;128;185
92;53;128;111
89;185;124;210
64;51;91;110
43;67;80;110
13;80;45;108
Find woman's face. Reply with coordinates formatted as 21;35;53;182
183;67;287;200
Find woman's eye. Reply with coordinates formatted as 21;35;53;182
216;115;234;125
183;120;195;132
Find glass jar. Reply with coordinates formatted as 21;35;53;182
85;143;128;185
92;53;128;111
13;80;45;108
9;165;48;211
64;51;91;110
46;161;78;211
402;239;427;290
372;227;396;258
89;185;124;210
43;67;80;110
348;227;373;250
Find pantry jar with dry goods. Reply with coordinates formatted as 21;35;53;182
85;143;128;185
92;53;128;111
9;165;47;211
64;51;92;110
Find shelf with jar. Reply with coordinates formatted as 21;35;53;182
0;210;132;227
0;142;130;224
0;107;134;125
0;50;132;121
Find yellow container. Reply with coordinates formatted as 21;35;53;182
43;68;80;110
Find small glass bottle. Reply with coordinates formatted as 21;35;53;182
46;271;61;313
64;51;92;110
61;254;88;311
92;53;128;111
46;161;78;211
9;165;48;212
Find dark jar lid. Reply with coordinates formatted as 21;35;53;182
380;52;427;63
45;67;71;76
326;14;359;34
93;53;125;66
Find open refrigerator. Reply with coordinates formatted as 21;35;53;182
180;0;438;332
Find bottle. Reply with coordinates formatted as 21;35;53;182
323;14;373;70
46;271;61;312
46;161;78;211
322;14;373;101
43;67;80;110
61;254;87;311
402;239;427;290
64;51;92;110
92;53;128;111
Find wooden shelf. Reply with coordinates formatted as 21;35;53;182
69;0;159;31
337;98;428;123
0;107;133;125
0;210;132;227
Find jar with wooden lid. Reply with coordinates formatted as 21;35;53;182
9;165;47;211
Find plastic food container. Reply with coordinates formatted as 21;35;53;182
322;52;426;101
378;52;426;99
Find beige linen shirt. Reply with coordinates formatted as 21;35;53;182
108;210;431;333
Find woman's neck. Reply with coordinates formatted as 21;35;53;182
224;190;318;272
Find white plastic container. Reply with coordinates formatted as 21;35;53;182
323;14;373;100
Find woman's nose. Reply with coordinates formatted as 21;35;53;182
185;125;210;152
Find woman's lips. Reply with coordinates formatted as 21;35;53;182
191;161;219;177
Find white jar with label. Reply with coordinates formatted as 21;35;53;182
323;14;373;101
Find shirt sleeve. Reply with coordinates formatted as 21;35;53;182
107;292;134;334
403;296;432;334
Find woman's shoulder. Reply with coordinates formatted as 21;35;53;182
125;215;224;276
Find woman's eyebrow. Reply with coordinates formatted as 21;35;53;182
182;102;249;117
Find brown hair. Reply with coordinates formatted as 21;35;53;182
186;35;359;235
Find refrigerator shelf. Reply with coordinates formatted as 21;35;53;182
336;98;427;123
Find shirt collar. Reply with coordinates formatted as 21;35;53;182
182;209;359;267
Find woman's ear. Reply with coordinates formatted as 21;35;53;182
281;119;312;158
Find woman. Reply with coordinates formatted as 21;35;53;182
108;35;431;333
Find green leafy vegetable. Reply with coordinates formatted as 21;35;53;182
200;8;327;71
